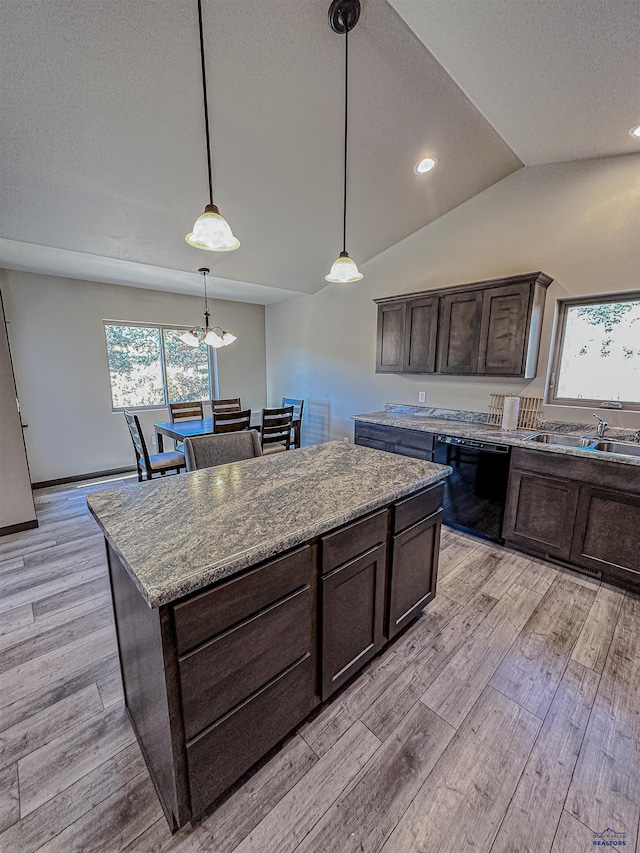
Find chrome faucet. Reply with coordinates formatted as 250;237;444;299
593;413;608;439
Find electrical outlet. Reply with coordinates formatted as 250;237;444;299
343;436;350;444
418;392;426;403
151;435;157;448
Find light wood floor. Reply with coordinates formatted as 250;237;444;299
0;475;638;853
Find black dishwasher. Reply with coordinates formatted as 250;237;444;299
433;435;511;543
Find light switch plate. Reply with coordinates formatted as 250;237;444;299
418;391;426;403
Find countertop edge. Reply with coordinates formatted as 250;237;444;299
89;466;451;609
352;413;640;467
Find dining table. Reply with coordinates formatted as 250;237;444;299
154;415;301;452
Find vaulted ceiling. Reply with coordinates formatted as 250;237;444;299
1;1;637;304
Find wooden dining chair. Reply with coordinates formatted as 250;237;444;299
260;405;294;455
213;408;252;434
282;397;304;449
169;401;204;422
124;412;185;482
211;398;241;414
184;430;263;471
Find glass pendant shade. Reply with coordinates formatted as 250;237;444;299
179;329;200;347
325;251;363;284
203;328;225;348
185;204;240;252
220;330;237;345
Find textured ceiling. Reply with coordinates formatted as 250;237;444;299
390;0;640;166
0;0;521;302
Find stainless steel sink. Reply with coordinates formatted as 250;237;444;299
525;434;596;448
593;441;640;458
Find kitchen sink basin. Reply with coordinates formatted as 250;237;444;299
593;441;640;458
525;434;596;448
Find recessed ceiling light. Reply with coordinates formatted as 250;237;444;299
414;156;438;174
629;125;640;138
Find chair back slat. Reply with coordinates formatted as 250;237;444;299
124;412;151;476
261;405;294;449
282;397;304;421
169;401;204;422
211;398;241;413
213;408;252;434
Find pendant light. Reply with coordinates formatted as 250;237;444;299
185;0;240;252
325;0;363;284
180;268;238;349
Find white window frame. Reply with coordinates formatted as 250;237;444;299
545;291;640;412
103;320;215;413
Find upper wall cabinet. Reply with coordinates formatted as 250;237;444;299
374;272;552;378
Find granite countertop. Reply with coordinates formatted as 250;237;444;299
87;441;451;609
353;410;640;467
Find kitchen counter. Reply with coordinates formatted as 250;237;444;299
88;439;451;829
353;410;640;466
87;440;450;608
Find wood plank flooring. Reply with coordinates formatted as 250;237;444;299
0;474;637;852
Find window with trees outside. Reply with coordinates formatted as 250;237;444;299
104;322;211;411
547;293;640;411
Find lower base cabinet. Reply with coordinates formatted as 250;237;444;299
106;481;445;830
503;449;640;591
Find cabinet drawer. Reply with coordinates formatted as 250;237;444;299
321;509;388;576
187;654;315;818
394;484;444;534
354;422;434;457
179;586;312;740
173;545;312;654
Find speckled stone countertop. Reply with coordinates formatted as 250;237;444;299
87;441;451;609
353;410;640;467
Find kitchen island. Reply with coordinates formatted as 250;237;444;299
87;441;451;829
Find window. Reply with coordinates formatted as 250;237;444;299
547;293;640;410
104;322;211;411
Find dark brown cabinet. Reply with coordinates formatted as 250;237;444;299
354;421;433;461
375;272;552;378
503;448;640;592
376;301;405;373
404;296;438;373
388;486;444;639
477;282;532;375
436;290;483;374
106;485;445;829
571;485;640;586
502;470;580;560
321;543;386;699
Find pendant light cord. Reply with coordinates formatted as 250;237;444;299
197;0;214;206
201;268;210;330
342;25;349;254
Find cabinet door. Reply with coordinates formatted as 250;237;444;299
388;510;442;639
376;303;405;373
477;283;531;375
570;485;640;588
403;296;438;373
436;291;483;374
502;470;579;559
321;543;386;699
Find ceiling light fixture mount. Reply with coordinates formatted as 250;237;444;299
179;267;238;349
325;0;363;285
415;156;438;174
185;0;240;252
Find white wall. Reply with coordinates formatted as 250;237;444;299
0;292;36;528
0;271;267;483
266;155;640;442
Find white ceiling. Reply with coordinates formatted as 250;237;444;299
389;0;640;166
0;0;521;302
2;1;636;304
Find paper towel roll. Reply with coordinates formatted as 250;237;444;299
502;396;520;431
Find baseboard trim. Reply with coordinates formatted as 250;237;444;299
0;519;39;536
33;466;136;490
